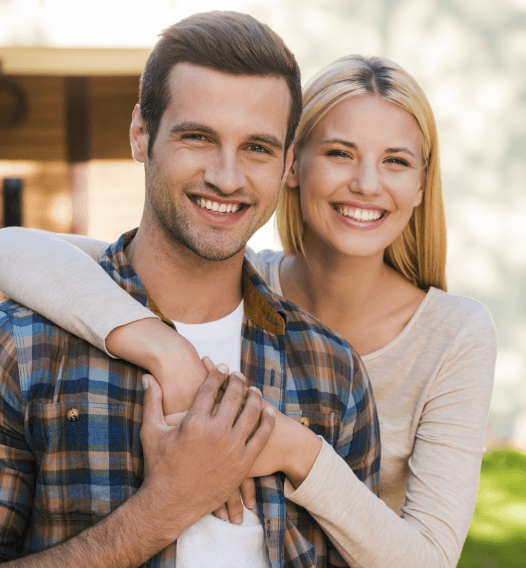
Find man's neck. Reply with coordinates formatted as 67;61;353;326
126;224;245;324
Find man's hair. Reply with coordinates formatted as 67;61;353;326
139;11;302;158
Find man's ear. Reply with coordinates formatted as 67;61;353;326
130;104;149;163
285;153;299;188
281;143;295;182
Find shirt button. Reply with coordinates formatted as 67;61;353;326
299;417;310;428
67;408;80;422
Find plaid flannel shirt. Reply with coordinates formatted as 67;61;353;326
0;229;380;567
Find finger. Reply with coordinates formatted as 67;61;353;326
213;505;229;522
213;371;246;426
187;364;230;417
164;410;188;427
202;356;214;372
240;478;256;510
141;374;166;431
225;489;244;525
245;405;276;458
232;385;263;441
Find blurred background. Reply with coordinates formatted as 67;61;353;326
1;1;525;565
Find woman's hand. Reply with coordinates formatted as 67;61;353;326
213;478;257;524
106;318;207;415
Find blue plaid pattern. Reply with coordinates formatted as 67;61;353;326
0;229;380;567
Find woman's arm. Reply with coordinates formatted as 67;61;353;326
0;227;156;354
0;227;208;413
282;304;497;568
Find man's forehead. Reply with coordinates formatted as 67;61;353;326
163;62;291;140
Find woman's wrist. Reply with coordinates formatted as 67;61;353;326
282;421;322;489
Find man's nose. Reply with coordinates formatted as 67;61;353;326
350;160;381;196
203;150;246;194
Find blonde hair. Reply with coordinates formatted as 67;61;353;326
277;55;447;291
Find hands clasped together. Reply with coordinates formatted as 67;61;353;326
138;350;322;533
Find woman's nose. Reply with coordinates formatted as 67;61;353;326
350;160;381;196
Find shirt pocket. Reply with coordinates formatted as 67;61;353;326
285;410;340;447
31;400;132;521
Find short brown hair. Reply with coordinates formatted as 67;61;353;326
140;11;302;158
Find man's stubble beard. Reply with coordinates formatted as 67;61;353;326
145;164;277;262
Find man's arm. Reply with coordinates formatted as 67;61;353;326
0;359;275;567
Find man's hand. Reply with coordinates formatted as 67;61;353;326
138;364;275;543
2;365;274;568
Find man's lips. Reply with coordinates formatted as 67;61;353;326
189;195;249;226
189;195;246;214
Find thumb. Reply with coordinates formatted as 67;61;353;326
142;374;166;429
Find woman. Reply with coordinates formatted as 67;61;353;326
0;55;496;567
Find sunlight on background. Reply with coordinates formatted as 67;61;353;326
1;0;526;445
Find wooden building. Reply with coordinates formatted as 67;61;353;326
0;47;150;240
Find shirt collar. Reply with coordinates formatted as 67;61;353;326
99;229;287;336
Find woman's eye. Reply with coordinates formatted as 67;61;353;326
326;150;349;158
385;157;409;166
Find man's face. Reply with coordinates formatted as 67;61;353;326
131;63;293;261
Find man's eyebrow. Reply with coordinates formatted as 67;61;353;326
247;134;284;151
169;121;217;136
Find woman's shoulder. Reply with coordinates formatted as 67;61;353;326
422;287;496;345
244;247;285;290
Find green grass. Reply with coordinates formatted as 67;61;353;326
457;447;526;568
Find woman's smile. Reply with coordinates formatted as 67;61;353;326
289;94;425;259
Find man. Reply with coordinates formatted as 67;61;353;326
0;11;380;567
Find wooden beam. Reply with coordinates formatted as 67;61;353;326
0;47;150;76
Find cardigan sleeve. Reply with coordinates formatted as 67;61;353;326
0;227;157;355
284;304;496;568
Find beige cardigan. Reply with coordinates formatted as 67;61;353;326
0;227;496;568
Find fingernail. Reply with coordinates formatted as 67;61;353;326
249;386;261;395
266;407;275;417
246;499;256;509
142;376;149;391
216;363;229;374
218;509;228;521
233;371;246;382
233;514;243;525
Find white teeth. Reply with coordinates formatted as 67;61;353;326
336;205;383;222
193;197;241;214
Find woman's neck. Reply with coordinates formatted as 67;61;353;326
280;237;426;356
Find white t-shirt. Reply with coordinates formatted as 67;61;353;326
174;300;271;568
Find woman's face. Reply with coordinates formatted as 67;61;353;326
288;95;426;260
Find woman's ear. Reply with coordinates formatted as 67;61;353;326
285;157;299;188
130;104;149;163
414;166;427;207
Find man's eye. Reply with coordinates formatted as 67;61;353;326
249;144;268;154
183;134;208;142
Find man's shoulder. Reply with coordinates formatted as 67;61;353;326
278;297;364;387
1;298;66;335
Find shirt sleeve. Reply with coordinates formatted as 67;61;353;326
284;305;496;568
0;228;157;355
0;312;35;561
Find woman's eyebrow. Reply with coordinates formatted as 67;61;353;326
320;139;357;149
386;147;416;158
